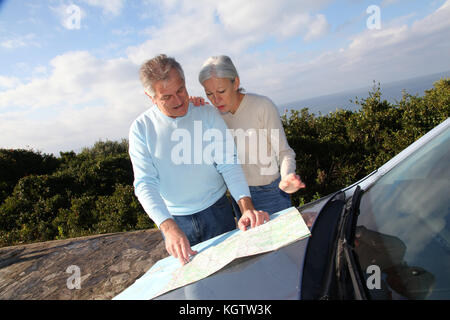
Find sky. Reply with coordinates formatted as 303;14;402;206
0;0;449;155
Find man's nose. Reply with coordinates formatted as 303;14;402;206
174;94;183;105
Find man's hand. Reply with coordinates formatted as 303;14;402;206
189;96;208;106
279;173;306;194
160;219;197;265
236;197;270;231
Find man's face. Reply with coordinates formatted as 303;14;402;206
150;68;190;118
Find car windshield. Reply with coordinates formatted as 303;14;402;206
355;126;450;300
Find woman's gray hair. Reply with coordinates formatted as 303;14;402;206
140;54;185;97
198;55;244;92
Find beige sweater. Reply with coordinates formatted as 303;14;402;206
221;93;296;186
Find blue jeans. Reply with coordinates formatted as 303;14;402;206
231;176;292;220
172;193;236;247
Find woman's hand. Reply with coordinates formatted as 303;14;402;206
189;96;208;106
279;173;306;194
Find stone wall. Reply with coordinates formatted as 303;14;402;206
0;229;168;300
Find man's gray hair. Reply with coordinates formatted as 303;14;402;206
140;54;185;97
198;55;244;92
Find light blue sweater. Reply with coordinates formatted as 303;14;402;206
129;103;250;227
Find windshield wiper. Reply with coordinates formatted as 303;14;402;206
320;186;368;300
338;185;368;299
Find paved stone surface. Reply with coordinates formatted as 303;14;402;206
0;229;168;300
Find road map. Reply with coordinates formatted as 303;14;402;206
113;206;311;300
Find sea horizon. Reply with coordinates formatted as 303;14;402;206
280;70;450;115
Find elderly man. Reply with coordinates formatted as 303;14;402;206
129;54;269;265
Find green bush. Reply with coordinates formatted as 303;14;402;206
95;184;154;234
283;79;449;206
0;149;60;204
0;141;150;247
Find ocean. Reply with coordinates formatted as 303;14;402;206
280;70;450;115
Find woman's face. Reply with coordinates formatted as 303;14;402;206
202;76;240;113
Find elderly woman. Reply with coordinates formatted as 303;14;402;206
197;55;305;218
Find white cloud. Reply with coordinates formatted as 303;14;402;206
0;51;148;154
80;0;126;16
381;0;401;7
127;0;332;65
342;0;450;72
303;14;330;41
0;76;22;89
112;26;135;36
0;33;39;49
32;65;48;76
216;0;331;39
0;51;141;109
127;11;221;64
